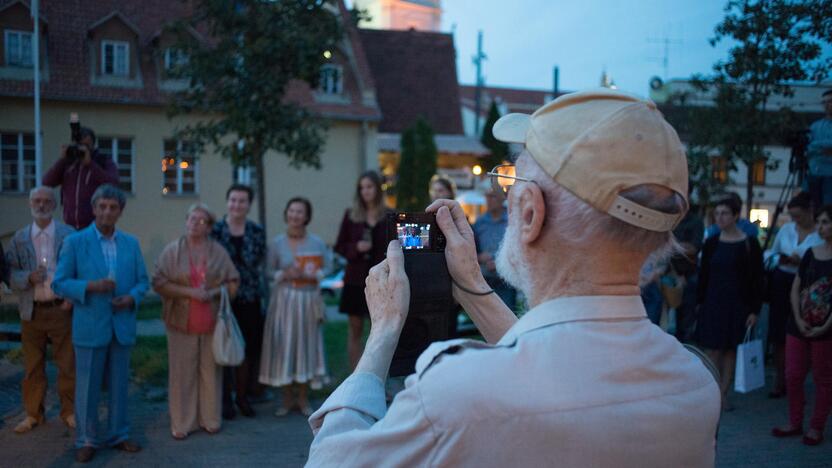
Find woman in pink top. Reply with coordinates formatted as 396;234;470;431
152;204;239;440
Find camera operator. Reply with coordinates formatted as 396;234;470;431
42;126;118;230
807;89;832;208
306;90;720;467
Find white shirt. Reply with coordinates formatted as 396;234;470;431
92;223;118;277
307;295;720;467
765;222;822;274
31;220;56;301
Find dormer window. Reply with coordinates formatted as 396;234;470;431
319;63;342;95
163;47;188;72
101;40;129;76
4;29;33;68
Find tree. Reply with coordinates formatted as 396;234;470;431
480;101;509;171
166;0;343;226
682;0;831;216
396;118;438;211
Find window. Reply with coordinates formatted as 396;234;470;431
4;30;33;68
711;156;728;184
164;47;188;72
232;164;258;193
1;132;36;193
162;139;198;195
98;137;133;193
319;64;343;95
752;159;766;186
101;40;129;76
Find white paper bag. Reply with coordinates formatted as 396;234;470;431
734;326;764;393
213;286;246;366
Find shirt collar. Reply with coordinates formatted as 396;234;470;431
92;223;118;242
497;295;647;345
31;220;55;238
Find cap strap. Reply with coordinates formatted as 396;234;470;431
608;196;681;232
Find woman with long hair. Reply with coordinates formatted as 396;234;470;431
334;171;390;369
696;195;762;412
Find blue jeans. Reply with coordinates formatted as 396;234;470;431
807;175;832;209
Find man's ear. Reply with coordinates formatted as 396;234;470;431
516;183;546;245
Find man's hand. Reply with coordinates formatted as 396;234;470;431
28;268;47;285
59;300;73;312
356;240;372;253
365;241;410;333
111;295;135;310
745;313;758;329
86;279;116;293
426;200;491;298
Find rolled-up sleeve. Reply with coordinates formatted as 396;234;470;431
307;372;439;467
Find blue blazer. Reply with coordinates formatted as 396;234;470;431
52;225;149;347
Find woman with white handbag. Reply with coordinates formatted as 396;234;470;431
152;204;240;440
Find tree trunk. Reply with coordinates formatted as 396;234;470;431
746;163;754;219
254;150;267;229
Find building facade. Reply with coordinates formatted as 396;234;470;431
0;0;380;269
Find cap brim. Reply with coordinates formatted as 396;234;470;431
492;113;531;144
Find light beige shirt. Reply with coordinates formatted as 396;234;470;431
308;295;720;467
31;220;56;301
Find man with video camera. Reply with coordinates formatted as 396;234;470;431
306;89;720;467
43;117;118;230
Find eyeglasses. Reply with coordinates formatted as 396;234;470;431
487;164;536;194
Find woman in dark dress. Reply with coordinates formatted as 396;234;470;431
772;205;832;446
334;171;390;370
697;195;762;411
211;184;267;419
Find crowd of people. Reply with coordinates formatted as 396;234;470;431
0;88;830;465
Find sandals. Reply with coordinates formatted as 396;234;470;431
171;431;188;440
274;407;290;417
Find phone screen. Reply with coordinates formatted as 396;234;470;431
396;222;431;250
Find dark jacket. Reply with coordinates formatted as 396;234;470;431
42;149;119;229
697;235;764;317
334;209;389;286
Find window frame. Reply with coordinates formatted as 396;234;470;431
711;156;728;184
1;131;36;193
101;40;130;76
162;139;199;195
318;63;343;95
163;47;188;72
98;136;134;193
4;29;34;68
751;159;766;186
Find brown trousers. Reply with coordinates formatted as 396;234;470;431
167;327;221;434
21;303;75;421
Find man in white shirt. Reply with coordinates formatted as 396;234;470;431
307;89;721;467
5;186;76;433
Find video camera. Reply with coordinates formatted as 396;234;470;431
65;113;86;162
386;212;453;377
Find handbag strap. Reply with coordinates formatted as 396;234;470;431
219;286;230;319
742;325;754;344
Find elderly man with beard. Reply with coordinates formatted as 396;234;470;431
6;187;76;433
306;89;721;467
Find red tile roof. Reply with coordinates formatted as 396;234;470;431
358;28;463;134
0;0;380;121
460;84;569;116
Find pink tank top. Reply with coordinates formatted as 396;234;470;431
187;259;215;334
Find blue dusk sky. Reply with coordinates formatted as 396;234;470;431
441;0;734;95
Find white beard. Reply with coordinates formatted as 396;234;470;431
495;218;533;299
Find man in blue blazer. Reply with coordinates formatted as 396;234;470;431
52;185;149;464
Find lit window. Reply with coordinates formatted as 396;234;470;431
233;164;258;193
752;159;766;186
319;64;343;95
711;156;728;184
162;139;198;195
1;132;36;193
101;40;129;76
163;47;188;72
99;137;134;193
750;209;769;228
4;29;33;68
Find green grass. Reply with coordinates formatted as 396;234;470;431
131;335;169;387
0;305;20;324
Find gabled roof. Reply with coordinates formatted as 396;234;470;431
0;0;380;121
358;28;463;134
460;84;568;116
0;0;46;23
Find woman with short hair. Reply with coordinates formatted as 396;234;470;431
152;204;239;439
260;197;330;416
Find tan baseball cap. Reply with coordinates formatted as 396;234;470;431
493;88;688;232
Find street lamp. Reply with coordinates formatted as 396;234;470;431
472;164;483;176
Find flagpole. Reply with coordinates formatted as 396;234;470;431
32;0;42;183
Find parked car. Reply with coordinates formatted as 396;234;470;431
320;269;344;300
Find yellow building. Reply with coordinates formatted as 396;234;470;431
0;0;380;268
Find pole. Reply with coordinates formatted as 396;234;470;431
553;66;559;97
472;30;485;136
32;0;42;183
